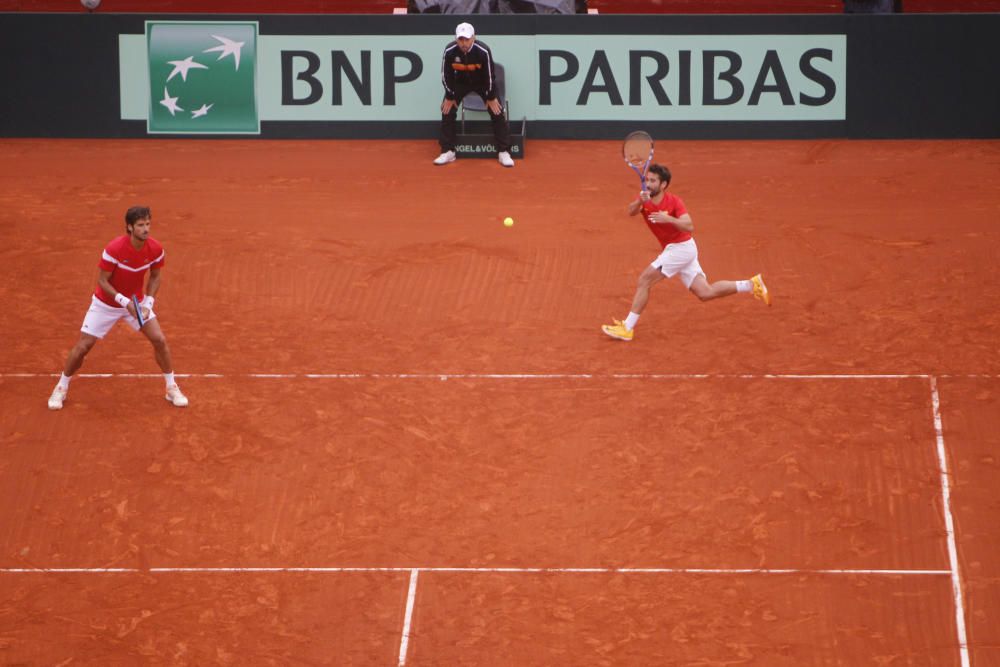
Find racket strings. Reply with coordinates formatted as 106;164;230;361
623;133;653;168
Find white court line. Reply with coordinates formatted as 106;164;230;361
929;376;971;667
8;372;998;379
0;566;951;575
397;569;419;666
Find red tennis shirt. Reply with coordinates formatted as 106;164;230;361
94;235;165;307
641;192;691;249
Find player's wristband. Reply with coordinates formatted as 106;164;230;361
114;293;130;308
141;295;154;309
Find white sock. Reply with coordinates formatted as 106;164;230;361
736;280;753;293
624;312;640;330
164;372;175;387
57;373;72;389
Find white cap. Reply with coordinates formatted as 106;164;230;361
455;22;475;39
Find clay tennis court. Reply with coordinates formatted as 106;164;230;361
1;138;998;665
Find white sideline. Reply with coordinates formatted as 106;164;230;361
929;377;971;667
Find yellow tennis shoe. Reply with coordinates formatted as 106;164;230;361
751;274;771;306
601;320;634;341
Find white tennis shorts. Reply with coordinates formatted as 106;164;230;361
651;238;705;288
80;295;157;339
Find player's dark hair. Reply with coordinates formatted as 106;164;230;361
125;206;151;231
648;164;671;186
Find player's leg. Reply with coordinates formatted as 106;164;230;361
48;332;99;410
140;319;188;407
602;265;665;341
62;332;100;376
630;264;667;314
689;275;737;301
689;274;770;305
49;297;120;410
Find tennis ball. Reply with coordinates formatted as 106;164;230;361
503;217;514;227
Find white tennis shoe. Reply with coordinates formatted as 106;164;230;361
165;384;189;407
433;150;456;165
498;151;514;168
47;385;68;410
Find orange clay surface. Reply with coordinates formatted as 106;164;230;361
0;138;998;665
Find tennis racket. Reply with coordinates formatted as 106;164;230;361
622;130;654;191
131;295;146;328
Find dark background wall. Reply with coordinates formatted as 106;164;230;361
0;12;997;139
3;0;1000;13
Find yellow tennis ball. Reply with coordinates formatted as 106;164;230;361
503;217;514;227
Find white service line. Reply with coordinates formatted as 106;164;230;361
397;569;419;666
929;376;971;667
0;566;950;575
6;372;1000;379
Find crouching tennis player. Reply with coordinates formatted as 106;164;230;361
48;206;188;409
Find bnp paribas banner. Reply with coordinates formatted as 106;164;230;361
121;21;846;134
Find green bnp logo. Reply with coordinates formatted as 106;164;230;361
146;21;259;134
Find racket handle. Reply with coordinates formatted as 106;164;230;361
131;295;145;328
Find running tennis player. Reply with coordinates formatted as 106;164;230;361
602;164;771;341
48;206;188;409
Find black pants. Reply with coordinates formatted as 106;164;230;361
440;87;510;153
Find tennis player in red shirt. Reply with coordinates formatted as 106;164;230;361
48;206;188;409
602;164;770;341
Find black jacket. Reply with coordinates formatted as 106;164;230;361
441;40;498;101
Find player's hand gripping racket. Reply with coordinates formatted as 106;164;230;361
130;295;146;328
623;130;654;191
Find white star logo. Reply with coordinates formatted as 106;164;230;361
166;55;208;82
159;87;183;116
203;35;244;71
191;103;214;119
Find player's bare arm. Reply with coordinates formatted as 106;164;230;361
628;190;651;216
146;267;162;297
143;266;162;319
648;211;694;232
